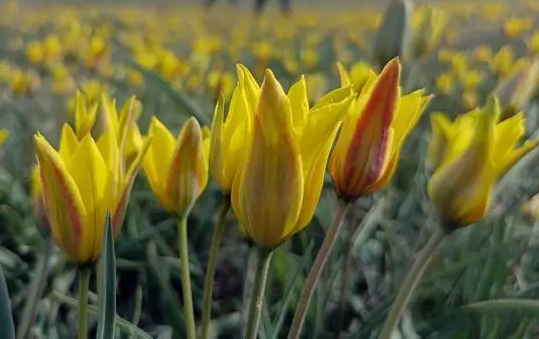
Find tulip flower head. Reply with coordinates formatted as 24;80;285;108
209;67;257;192
34;124;151;263
143;117;209;216
231;65;353;249
428;96;539;229
330;58;431;203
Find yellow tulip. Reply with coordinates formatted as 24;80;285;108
231;67;353;249
428;96;539;228
73;91;99;138
26;41;44;64
494;57;539;119
490;47;515;78
0;129;8;148
143;117;209;215
529;31;539;55
409;5;447;60
34;123;151;263
98;94;143;169
330;58;431;202
435;72;455;96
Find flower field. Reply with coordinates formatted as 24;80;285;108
2;0;539;338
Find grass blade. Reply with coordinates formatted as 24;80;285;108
0;265;15;339
464;299;539;314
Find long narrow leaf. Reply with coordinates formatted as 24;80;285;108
0;265;15;339
268;242;314;339
464;299;539;314
97;212;117;339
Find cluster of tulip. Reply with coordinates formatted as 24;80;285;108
0;53;535;338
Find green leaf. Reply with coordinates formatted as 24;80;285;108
97;212;117;339
268;242;314;339
464;299;539;314
0;265;15;339
372;0;413;68
146;241;187;336
51;291;152;339
16;239;53;339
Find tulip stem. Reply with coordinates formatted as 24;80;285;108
201;195;231;339
178;214;197;339
287;201;350;339
378;228;445;339
77;267;91;339
243;247;273;339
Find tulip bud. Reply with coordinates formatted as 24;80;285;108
143;117;208;215
372;0;413;70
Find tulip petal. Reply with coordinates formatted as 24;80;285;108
390;90;431;159
166;117;208;214
301;95;353;179
67;134;108;262
143;117;175;204
34;133;86;261
294;126;339;231
112;135;153;243
237;64;260;115
311;86;352;110
59;123;80;163
428;113;453;169
74;92;98;139
209;93;225;186
287;75;309;131
336;62;351;87
494;112;525;164
97;93;119;138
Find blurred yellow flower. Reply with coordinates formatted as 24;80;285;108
0;130;9;148
462;90;478;111
504;17;533;40
428;96;539;228
473;45;493;63
495;57;539;118
490;46;515;78
26;41;44;64
409;5;447;60
127;70;144;87
436;72;455;96
460;69;482;90
528;31;539;55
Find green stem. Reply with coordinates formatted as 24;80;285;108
243;248;273;339
178;214;196;339
337;225;353;339
77;267;91;339
378;228;445;339
287;201;350;339
201;196;231;339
